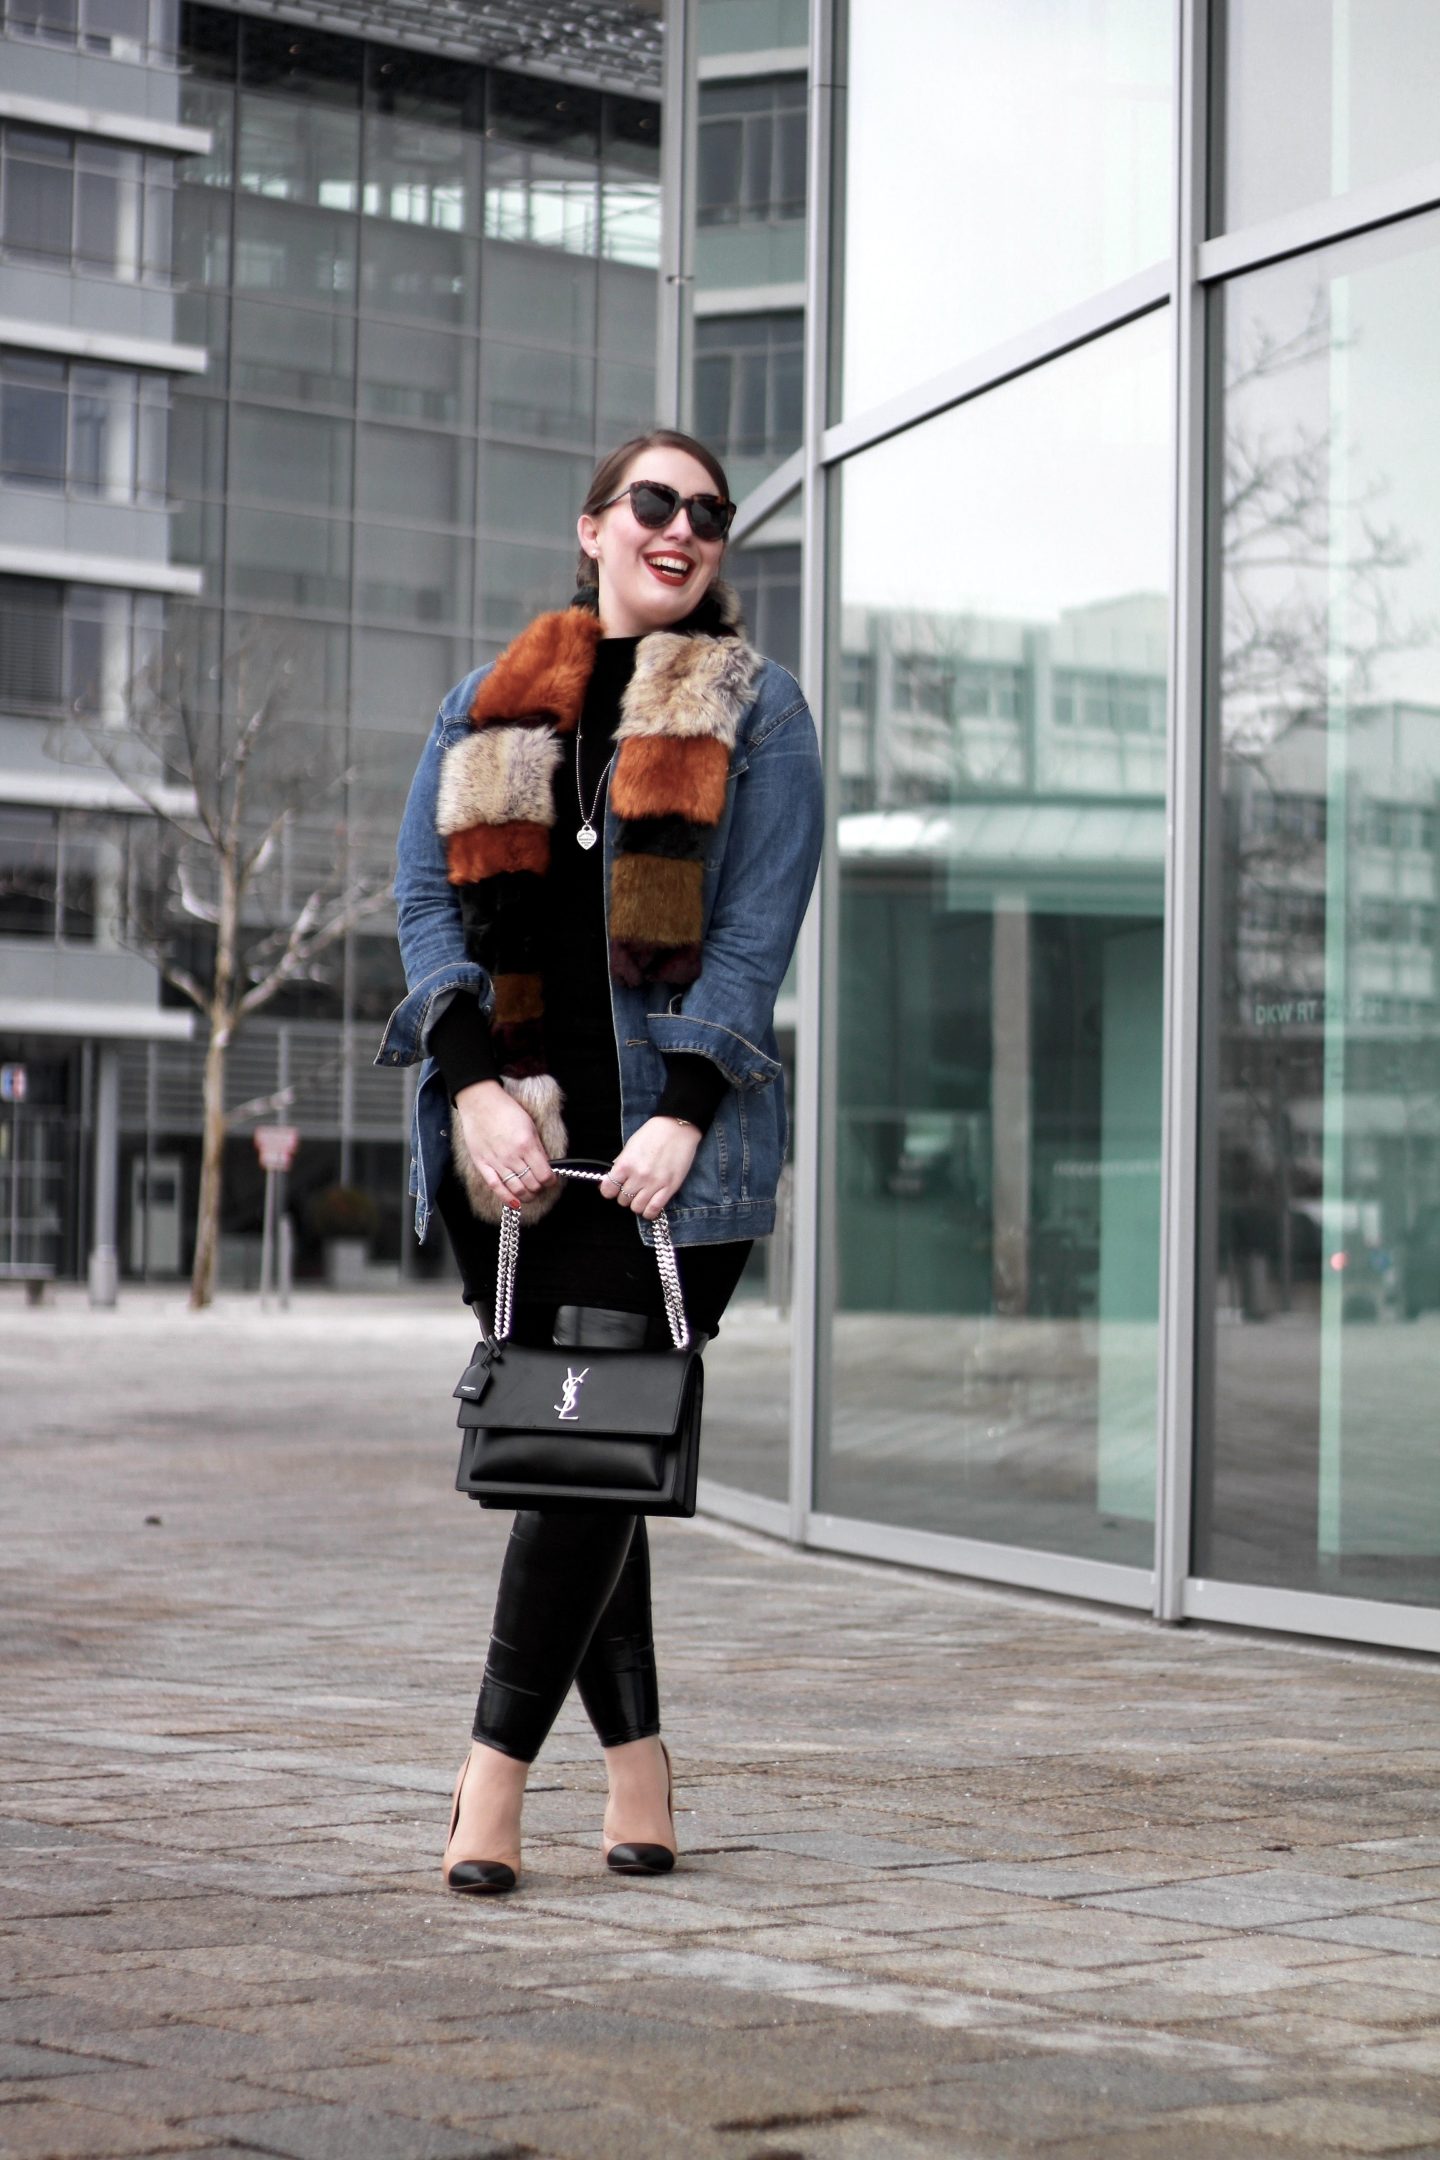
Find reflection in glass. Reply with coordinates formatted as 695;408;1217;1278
234;196;356;303
356;424;474;527
824;314;1170;1562
363;113;478;233
227;506;350;610
483;341;593;443
355;525;473;627
840;0;1172;417
230;404;351;512
237;94;359;211
359;319;474;426
1199;215;1440;1608
233;297;355;407
485;147;599;257
1217;1;1440;235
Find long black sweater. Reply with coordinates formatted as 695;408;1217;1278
431;636;750;1329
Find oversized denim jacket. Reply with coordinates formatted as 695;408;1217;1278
374;647;823;1246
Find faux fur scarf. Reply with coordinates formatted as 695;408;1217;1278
436;582;760;1222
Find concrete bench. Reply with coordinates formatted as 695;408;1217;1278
0;1264;56;1306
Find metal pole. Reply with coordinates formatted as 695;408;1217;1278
259;1163;276;1308
1153;0;1209;1621
87;1042;120;1307
658;0;697;428
278;1208;293;1310
7;1096;18;1268
787;0;840;1547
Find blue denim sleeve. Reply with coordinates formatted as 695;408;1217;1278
374;707;491;1067
645;697;824;1088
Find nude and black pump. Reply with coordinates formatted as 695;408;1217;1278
604;1738;676;1875
442;1752;518;1895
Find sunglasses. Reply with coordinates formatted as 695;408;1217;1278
596;479;736;542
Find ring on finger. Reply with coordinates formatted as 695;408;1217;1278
501;1169;522;1184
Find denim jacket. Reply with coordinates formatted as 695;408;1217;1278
375;646;823;1245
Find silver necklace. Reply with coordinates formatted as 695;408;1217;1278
574;723;614;850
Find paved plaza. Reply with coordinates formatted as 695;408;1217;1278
3;1287;1440;2159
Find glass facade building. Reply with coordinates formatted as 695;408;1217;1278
0;0;661;1290
690;0;1440;1655
6;0;1439;1656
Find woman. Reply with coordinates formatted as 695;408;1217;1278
376;429;823;1892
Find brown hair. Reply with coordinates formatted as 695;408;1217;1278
574;429;732;589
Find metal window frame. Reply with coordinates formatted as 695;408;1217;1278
694;0;1440;1655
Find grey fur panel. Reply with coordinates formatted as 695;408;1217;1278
614;631;761;747
436;723;563;836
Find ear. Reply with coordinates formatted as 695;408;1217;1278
577;511;602;562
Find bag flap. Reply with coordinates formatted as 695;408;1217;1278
455;1341;701;1438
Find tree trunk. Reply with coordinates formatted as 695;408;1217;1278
189;1017;229;1309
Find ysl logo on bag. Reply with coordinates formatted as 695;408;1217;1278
554;1366;590;1421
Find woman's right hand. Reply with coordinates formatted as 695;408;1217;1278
453;1080;557;1211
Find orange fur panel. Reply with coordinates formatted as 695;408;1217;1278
469;609;602;732
446;823;549;883
492;972;544;1026
609;854;704;945
610;734;730;824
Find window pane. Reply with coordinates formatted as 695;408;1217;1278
358;317;474;424
1199;212;1440;1609
85;0;145;59
698;117;741;223
3;149;73;260
70;365;137;497
234;196;356;303
482;339;592;442
238;93;359;211
478;540;572;635
363;112;477;233
356;424;474;527
233;297;353;406
823;312;1170;1564
484;147;598;258
481;239;595;346
228;506;350;609
477;443;589;541
229;404;351;511
360;218;475;324
168;391;227;498
598;260;657;361
0;808;58;938
355;524;472;627
0;577;64;707
596;357;654;445
76;157;143;277
841;0;1172;415
1217;0;1440;234
0;357;66;486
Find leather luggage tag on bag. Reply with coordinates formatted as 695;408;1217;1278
453;1346;496;1406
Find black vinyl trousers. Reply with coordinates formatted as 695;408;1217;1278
470;1304;670;1762
436;1169;747;1766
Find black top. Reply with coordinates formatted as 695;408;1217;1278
431;635;749;1328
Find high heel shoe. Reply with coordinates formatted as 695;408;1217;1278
604;1738;676;1875
442;1751;518;1895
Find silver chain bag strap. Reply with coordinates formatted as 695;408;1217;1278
453;1164;704;1516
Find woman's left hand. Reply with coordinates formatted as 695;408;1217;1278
600;1116;702;1219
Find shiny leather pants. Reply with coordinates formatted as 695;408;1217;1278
471;1305;666;1763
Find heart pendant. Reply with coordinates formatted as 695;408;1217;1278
576;824;598;850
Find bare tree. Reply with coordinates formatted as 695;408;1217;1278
66;625;392;1309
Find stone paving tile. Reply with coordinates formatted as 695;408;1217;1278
0;2098;202;2155
1171;2095;1440;2150
187;2103;507;2158
7;1290;1440;2160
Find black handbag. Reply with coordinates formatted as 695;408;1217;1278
453;1166;703;1516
